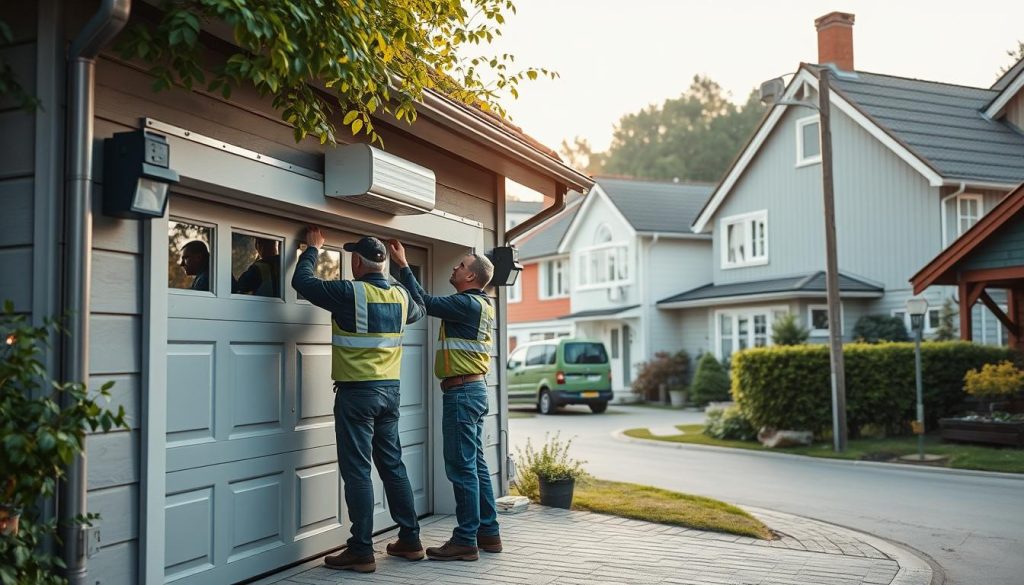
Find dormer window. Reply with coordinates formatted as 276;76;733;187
720;210;768;269
796;115;822;166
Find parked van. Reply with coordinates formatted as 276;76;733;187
507;338;613;414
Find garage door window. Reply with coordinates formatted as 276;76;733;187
232;231;283;298
168;219;215;292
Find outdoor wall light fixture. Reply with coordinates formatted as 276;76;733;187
103;129;179;219
489;246;522;287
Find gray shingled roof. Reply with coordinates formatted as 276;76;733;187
657;271;883;305
831;70;1024;185
516;202;582;261
992;57;1024;92
560;305;641;320
597;177;714;234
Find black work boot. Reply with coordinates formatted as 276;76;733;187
323;548;376;573
426;540;479;561
386;539;426;561
477;533;503;553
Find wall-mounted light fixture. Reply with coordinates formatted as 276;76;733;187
489;246;522;287
102;129;179;219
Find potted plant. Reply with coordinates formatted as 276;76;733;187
1;302;128;580
513;432;587;509
939;361;1024;447
632;351;690;405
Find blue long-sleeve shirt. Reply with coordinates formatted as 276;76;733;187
397;266;493;372
291;247;425;387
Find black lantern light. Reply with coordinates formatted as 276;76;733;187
489;246;522;287
103;129;179;219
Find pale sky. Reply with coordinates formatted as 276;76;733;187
482;0;1024;155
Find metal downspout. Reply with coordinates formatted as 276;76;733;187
62;1;131;583
505;183;568;244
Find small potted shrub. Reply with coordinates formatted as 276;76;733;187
1;302;128;579
513;432;587;509
939;361;1024;447
632;351;689;406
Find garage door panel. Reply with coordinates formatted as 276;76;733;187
227;473;285;562
296;344;335;428
165;487;214;581
166;426;335;472
295;463;342;540
229;343;285;436
166;343;216;445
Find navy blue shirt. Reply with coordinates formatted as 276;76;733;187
398;266;493;349
291;247;425;387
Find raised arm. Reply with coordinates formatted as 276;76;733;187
291;226;351;311
389;240;477;323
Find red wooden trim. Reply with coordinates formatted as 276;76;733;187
979;291;1018;336
962;266;1024;283
966;281;987;306
959;281;973;341
1010;290;1022;349
910;182;1024;292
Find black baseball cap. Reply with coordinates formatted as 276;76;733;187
343;236;387;262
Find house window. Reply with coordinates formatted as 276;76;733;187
808;304;843;336
720;211;768;269
891;307;941;333
927;308;941;332
716;308;782;360
540;258;570;299
796;115;822;166
508;275;522;303
169;219;215;292
577;225;630;288
957;194;983;236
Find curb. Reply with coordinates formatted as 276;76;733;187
743;505;942;585
613;428;1024;482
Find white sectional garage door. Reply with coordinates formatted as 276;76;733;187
161;195;430;584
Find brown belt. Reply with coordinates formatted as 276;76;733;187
440;373;485;391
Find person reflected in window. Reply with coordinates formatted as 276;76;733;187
180;240;210;291
234;237;281;296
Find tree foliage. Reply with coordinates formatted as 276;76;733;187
116;0;554;145
596;76;765;182
998;40;1024;76
934;298;957;342
771;313;809;346
852;315;909;343
690;352;731;406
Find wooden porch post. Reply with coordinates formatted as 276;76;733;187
959;281;973;341
1009;288;1023;349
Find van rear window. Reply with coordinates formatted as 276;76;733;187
563;343;608;364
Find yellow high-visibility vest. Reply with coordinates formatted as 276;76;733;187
332;281;408;382
434;294;494;379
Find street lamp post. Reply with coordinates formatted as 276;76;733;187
760;65;848;452
906;297;929;461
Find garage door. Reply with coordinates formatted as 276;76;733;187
162;194;430;584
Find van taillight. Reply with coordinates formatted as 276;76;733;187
608;370;611;383
556;371;565;384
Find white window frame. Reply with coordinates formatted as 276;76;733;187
507;273;522;303
807;303;844;337
720;210;769;269
795;115;822;167
538;257;570;300
714;306;786;360
956;194;983;237
891;307;941;334
576;241;631;290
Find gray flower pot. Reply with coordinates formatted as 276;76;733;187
538;477;575;509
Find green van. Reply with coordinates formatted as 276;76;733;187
506;338;613;415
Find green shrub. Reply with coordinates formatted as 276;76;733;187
771;313;809;346
731;341;1016;437
963;361;1024;399
703;406;757;441
934;299;957;341
632;351;690;401
853;315;909;343
690;353;731;406
512;433;587;501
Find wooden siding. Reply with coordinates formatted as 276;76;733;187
710;104;939;293
508;262;571;323
1005;92;1024;133
960;214;1024;271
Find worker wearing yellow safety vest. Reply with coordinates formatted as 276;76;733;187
388;239;502;562
292;227;427;574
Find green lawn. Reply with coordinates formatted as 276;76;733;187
512;479;772;540
624;425;1024;474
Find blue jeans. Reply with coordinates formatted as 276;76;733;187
442;380;499;546
334;385;420;556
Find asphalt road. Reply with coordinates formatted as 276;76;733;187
508;404;1024;585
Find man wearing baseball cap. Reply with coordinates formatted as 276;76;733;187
292;226;427;573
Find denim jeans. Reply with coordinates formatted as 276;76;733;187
334;385;420;556
442;380;499;546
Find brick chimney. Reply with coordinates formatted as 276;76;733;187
815;11;855;71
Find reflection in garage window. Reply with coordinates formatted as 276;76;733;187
298;244;341;281
232;232;282;298
169;220;214;291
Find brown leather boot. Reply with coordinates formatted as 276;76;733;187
477;533;502;553
386;539;425;561
426;540;479;561
324;549;376;573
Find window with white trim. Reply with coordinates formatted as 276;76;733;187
507;274;522;303
716;307;783;361
539;258;570;299
796;115;822;166
808;303;843;336
891;307;942;334
720;211;768;269
956;194;983;236
577;224;629;288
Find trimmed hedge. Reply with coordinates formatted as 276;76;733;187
730;342;1017;437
